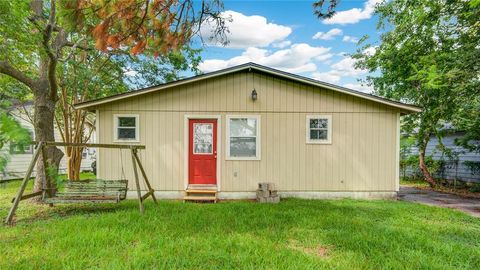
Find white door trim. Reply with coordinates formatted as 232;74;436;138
184;114;222;191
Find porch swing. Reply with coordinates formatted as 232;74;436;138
43;147;130;204
5;141;157;225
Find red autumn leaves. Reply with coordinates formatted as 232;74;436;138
85;0;194;55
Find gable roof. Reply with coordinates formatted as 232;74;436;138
74;62;421;113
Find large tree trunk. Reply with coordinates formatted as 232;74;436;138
32;89;64;197
1;0;66;198
418;136;436;188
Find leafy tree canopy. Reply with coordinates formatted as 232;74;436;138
0;0;213;183
354;0;480;186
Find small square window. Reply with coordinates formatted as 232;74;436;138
114;114;139;142
306;115;331;144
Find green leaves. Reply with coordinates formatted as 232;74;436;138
120;46;202;89
408;63;447;91
356;0;479;134
0;0;42;76
470;0;480;8
312;0;339;19
355;0;479;183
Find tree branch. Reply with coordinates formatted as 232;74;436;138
64;41;93;51
42;0;59;101
0;61;37;89
59;38;92;62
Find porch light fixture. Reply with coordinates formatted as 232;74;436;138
251;89;258;101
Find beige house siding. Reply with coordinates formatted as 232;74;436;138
95;70;400;193
99;71;394;113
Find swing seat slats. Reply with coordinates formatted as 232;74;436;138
43;197;121;204
44;179;128;204
5;142;157;225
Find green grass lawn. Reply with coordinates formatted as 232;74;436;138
1;179;479;269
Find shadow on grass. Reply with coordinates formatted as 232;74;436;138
4;200;137;226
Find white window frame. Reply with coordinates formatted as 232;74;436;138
306;115;332;144
113;114;140;142
226;115;261;160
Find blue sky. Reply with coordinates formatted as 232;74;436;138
196;0;381;93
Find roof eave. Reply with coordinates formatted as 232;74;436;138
74;63;422;113
247;65;422;113
74;63;252;110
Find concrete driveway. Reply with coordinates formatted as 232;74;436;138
399;186;480;217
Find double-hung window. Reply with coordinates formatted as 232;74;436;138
306;115;332;144
114;114;139;142
226;115;260;160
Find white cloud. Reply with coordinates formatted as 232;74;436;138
311;56;368;84
311;71;341;84
312;28;343;40
343;83;373;93
315;53;334;61
342;35;359;43
283;63;319;73
331;57;367;76
201;10;292;48
199;43;332;73
323;0;382;25
272;40;292;48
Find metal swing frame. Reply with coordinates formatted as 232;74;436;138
4;141;157;225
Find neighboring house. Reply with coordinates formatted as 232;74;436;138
0;103;95;181
75;63;420;199
404;128;480;183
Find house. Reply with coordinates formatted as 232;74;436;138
0;103;95;181
74;63;421;200
403;125;480;183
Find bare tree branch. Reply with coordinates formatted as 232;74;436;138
64;41;93;51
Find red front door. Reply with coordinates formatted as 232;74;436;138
189;119;217;185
